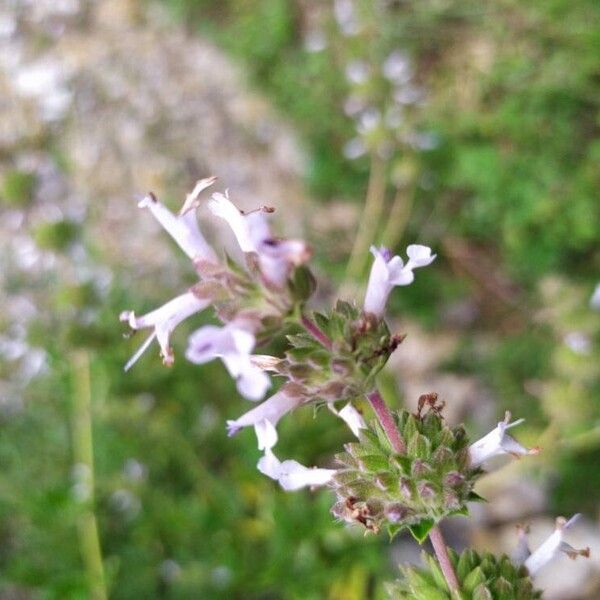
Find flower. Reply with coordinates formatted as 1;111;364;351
257;446;336;491
468;411;539;467
363;244;436;318
328;402;366;437
186;321;271;401
137;184;217;264
121;292;211;370
208;192;310;288
520;515;590;576
226;387;305;438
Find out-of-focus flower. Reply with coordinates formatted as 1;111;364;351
345;60;370;85
363;244;435;318
468;411;539;467
382;51;412;84
590;283;600;310
226;387;304;439
121;292;210;370
334;0;359;36
209;192;310;287
564;331;592;355
258;448;336;491
186;321;270;401
343;138;367;160
328;402;366;437
519;515;590;575
138;184;217;263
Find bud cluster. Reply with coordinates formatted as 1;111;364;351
331;399;482;538
270;300;403;404
387;549;543;600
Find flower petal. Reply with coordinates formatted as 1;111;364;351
138;193;217;262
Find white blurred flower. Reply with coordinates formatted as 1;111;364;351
121;292;210;370
363;245;436;318
468;411;539;467
186;322;271;401
334;0;360;36
304;30;327;53
382;51;412;84
522;515;590;576
138;187;217;263
343;138;367;160
564;331;591;355
345;60;370;85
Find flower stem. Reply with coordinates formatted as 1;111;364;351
70;352;107;600
366;389;406;454
429;525;460;593
301;314;333;350
343;153;387;287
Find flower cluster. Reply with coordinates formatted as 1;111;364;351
122;177;588;598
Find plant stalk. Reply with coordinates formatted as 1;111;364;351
343;154;387;287
365;389;406;454
429;525;460;593
71;352;107;600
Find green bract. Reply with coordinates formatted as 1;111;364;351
387;549;543;600
331;407;482;538
273;300;403;403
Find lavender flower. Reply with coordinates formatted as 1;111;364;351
226;388;304;440
520;515;590;575
186;321;270;401
208;192;310;288
328;402;366;437
121;292;211;370
138;181;217;263
363;244;436;318
468;411;539;467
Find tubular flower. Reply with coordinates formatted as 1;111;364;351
468;411;540;467
258;450;337;491
138;180;218;263
121;292;211;370
226;387;305;439
328;402;366;437
520;515;590;576
363;244;435;318
186;321;270;401
208;191;310;287
254;420;336;491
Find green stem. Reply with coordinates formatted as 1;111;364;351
71;352;107;600
343;154;387;287
381;184;416;250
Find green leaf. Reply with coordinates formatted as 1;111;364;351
288;265;316;302
467;491;487;503
463;566;486;594
408;519;434;544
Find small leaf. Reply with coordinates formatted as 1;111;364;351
408;519;434;544
472;583;493;600
467;491;487;503
463;566;486;594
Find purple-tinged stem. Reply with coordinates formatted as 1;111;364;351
301;315;333;350
366;389;406;454
429;525;460;593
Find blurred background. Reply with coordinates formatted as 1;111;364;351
1;0;599;598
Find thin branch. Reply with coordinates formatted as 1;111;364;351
429;525;460;593
366;388;406;454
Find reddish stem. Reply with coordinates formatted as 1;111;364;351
366;389;406;454
429;525;460;593
301;315;333;350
